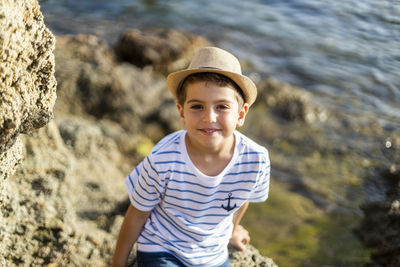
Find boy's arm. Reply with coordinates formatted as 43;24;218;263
230;201;250;251
112;204;151;267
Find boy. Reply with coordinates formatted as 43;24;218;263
112;47;270;267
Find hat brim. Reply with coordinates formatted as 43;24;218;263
167;68;257;106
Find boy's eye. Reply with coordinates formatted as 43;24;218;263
217;104;230;110
190;104;203;110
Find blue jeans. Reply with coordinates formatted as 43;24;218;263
136;251;230;267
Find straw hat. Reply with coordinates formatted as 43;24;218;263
167;47;257;106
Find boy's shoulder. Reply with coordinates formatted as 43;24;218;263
149;130;186;156
235;130;269;158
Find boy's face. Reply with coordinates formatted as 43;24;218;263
177;81;249;153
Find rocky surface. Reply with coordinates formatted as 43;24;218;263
229;245;278;267
0;0;56;180
356;166;400;267
257;77;327;123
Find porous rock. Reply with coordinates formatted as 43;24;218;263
229;245;278;267
0;0;56;159
1;120;127;266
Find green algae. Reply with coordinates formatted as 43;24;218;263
242;181;371;267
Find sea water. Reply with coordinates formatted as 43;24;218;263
40;0;400;127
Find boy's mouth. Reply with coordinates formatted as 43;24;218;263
199;128;220;135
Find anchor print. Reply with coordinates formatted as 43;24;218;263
221;192;237;212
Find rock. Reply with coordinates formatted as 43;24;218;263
356;167;400;267
1;120;121;266
115;28;212;74
0;0;56;179
257;77;327;123
0;138;23;182
229;245;278;267
54;34;179;135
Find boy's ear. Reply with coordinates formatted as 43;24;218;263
176;103;185;124
237;103;249;127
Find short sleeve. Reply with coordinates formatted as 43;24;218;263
249;150;270;202
124;156;164;211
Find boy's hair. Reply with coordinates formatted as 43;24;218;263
177;72;245;107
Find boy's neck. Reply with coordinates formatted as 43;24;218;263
185;133;236;177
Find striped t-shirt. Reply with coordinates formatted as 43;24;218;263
125;130;270;266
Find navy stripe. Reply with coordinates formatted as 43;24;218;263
152;132;182;154
142;165;163;188
131;193;157;208
234;161;266;166
156;150;182;155
135;166;140;176
167;187;252;197
152;210;200;242
224;170;261;176
166;194;247;205
140;227;219;250
137;174;158;197
170;179;256;189
155;160;186;165
173;214;220;226
137;239;219;252
164;206;229;219
158;169;196;176
239;151;264;155
127;174;135;190
141;175;163;196
253;184;269;195
254;178;269;189
133;182;159;203
146;157;159;175
156;209;207;240
164;199;238;212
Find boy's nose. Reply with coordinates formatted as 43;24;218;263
202;108;217;123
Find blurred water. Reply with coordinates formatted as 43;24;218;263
40;0;400;125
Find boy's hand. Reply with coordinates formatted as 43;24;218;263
230;224;250;251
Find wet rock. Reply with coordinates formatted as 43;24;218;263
257;77;327;123
115;28;212;74
357;167;400;267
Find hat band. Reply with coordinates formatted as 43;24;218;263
198;66;222;70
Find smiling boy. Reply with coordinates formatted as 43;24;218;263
112;47;270;267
